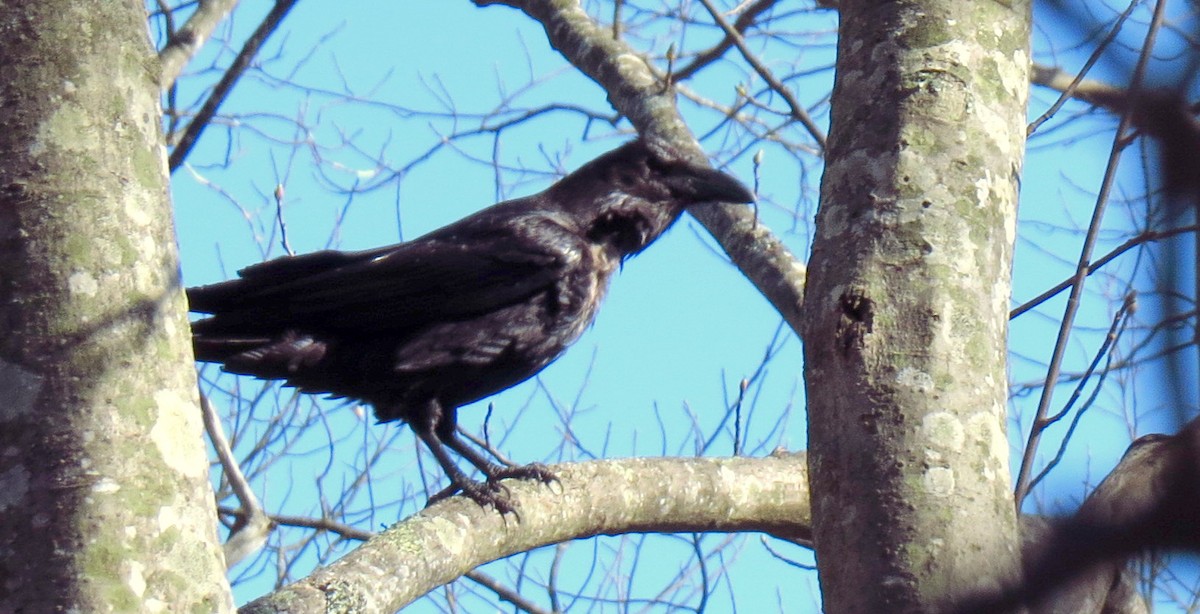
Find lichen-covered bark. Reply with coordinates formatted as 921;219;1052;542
157;0;240;90
243;455;811;613
0;1;232;611
801;0;1030;611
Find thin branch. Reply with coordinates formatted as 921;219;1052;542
693;0;826;150
674;0;778;81
1010;224;1198;320
200;390;274;568
1013;0;1171;508
218;506;374;541
1026;292;1137;494
168;0;299;172
1026;0;1139;136
465;570;554;614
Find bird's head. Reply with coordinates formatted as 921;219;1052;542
551;138;755;256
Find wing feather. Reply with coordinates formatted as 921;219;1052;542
189;213;583;336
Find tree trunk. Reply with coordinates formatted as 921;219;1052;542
0;1;232;610
802;0;1031;611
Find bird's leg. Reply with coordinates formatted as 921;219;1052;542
413;402;515;513
437;406;557;487
441;431;557;485
454;425;533;468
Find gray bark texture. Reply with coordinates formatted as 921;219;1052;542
243;455;811;613
0;0;233;611
801;0;1031;611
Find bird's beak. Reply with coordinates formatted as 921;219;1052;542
668;165;756;204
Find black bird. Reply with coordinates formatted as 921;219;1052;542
188;138;755;511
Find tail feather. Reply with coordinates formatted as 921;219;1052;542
192;332;331;381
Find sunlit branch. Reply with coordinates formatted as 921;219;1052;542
201;391;273;568
158;0;243;90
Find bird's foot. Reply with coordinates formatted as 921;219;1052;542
486;461;558;488
425;463;558;516
427;478;517;515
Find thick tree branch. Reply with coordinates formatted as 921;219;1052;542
973;416;1200;612
242;454;812;613
157;0;242;90
241;417;1193;613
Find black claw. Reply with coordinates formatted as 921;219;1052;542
425;462;559;516
489;461;558;487
414;407;558;515
427;477;516;515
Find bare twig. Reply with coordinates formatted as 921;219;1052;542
1025;293;1137;494
693;0;826;150
1026;0;1139;136
675;0;779;82
218;506;375;541
200;390;274;568
465;571;554;614
169;0;300;172
1010;225;1198;320
1013;0;1171;508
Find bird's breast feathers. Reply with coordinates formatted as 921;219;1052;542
553;243;616;342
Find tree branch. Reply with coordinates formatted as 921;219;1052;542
1014;0;1171;507
157;0;242;90
200;391;273;568
240;420;1190;613
168;0;298;172
693;0;826;149
241;454;812;613
970;416;1200;612
674;0;779;83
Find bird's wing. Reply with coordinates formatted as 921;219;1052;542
189;214;583;335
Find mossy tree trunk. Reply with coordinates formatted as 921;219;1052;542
802;0;1032;611
0;1;232;610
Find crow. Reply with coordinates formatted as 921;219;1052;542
188;137;755;511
